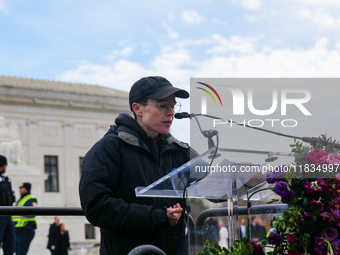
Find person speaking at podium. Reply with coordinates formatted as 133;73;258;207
80;76;198;255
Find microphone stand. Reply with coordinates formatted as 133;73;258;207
176;112;340;149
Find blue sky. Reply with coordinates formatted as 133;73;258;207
1;0;340;144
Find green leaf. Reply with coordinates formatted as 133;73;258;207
241;241;246;249
213;242;221;251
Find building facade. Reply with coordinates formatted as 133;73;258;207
0;75;129;255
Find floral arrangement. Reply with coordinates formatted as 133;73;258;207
198;135;340;255
198;238;265;255
264;135;340;255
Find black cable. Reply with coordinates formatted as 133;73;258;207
182;134;220;249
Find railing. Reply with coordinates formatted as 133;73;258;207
0;206;84;216
0;204;287;255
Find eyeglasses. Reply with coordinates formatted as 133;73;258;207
142;102;182;113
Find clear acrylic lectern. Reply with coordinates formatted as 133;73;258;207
135;147;295;253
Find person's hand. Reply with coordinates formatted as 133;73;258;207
51;245;55;250
166;203;183;226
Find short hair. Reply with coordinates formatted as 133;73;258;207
132;97;149;119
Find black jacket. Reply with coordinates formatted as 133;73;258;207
79;113;197;255
56;231;70;255
0;175;15;206
47;223;60;250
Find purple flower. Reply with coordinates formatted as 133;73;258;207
265;165;286;184
332;239;340;248
275;181;290;197
314;237;328;255
272;165;286;177
268;233;284;245
269;228;277;235
310;199;325;211
331;209;340;221
282;190;295;204
266;172;276;184
322;227;339;241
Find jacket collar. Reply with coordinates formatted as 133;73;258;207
113;112;189;150
118;128;188;150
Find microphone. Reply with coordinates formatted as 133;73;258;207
175;112;192;119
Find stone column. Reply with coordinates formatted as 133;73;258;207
62;121;77;206
26;118;39;166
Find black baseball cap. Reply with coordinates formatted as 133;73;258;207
129;76;189;111
0;155;7;167
19;182;31;193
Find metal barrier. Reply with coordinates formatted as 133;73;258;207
0;206;84;216
0;204;288;254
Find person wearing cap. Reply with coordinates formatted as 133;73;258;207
80;76;198;255
12;182;38;255
0;155;15;255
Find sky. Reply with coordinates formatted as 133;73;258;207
1;0;340;146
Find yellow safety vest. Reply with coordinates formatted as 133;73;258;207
12;194;38;228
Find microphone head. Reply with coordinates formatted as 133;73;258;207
175;112;190;119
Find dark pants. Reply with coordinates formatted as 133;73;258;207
0;216;15;255
15;228;35;255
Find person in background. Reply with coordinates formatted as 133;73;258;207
0;155;15;255
47;217;60;255
12;182;38;255
56;223;70;255
240;218;248;243
250;216;266;243
218;220;228;249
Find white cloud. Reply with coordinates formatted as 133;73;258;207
206;35;257;54
212;18;228;26
57;36;340;143
106;46;134;61
59;36;340;90
195;37;340;77
241;0;263;9
293;0;340;7
168;13;175;21
162;23;179;39
181;11;204;24
0;0;8;13
299;8;340;29
58;60;148;91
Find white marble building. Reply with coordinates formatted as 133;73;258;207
0;75;129;255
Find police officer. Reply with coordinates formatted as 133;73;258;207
12;182;38;255
0;155;15;255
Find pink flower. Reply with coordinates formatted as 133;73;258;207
321;227;339;241
327;153;340;165
336;174;340;182
287;249;299;255
287;234;297;244
246;242;265;255
310;199;325;211
307;151;328;165
321;212;331;220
